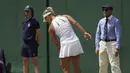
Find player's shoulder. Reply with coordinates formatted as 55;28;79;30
59;14;72;21
62;14;71;18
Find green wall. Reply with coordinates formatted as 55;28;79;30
0;0;129;73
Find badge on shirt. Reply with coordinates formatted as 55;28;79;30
28;23;30;27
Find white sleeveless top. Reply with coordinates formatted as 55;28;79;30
52;15;84;58
52;15;79;44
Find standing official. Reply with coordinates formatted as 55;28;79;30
95;4;122;73
21;5;41;73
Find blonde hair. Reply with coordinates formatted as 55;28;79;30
43;7;55;16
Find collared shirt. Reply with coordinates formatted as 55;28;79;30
22;17;40;41
95;15;122;50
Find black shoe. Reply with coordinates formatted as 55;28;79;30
6;62;11;73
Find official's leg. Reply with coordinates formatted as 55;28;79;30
21;45;30;73
99;41;109;73
31;42;40;73
32;57;40;73
107;41;121;73
23;57;29;73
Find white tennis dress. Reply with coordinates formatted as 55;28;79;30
52;15;84;58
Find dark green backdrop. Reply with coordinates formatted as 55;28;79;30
0;0;129;73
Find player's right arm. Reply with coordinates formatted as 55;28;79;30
65;15;91;40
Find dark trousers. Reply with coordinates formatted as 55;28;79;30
0;48;6;73
0;48;6;65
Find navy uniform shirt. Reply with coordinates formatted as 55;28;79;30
23;17;40;41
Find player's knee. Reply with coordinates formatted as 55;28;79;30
60;64;69;72
62;67;69;73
